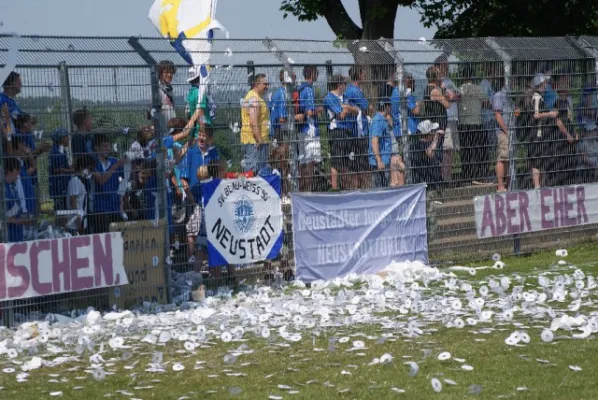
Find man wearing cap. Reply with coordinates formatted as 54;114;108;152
49;128;74;211
241;73;271;176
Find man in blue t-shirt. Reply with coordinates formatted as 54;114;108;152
269;69;296;199
323;74;359;190
49;128;74;211
90;134;127;233
345;66;370;187
0;72;22;136
369;99;393;188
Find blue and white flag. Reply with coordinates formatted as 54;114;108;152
292;185;428;282
202;176;283;267
148;0;229;106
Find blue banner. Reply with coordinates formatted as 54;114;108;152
202;175;283;267
291;185;428;281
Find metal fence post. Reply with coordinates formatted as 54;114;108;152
128;36;172;304
379;39;411;183
246;61;255;86
486;38;519;254
58;62;74;165
0;118;11;327
261;39;299;191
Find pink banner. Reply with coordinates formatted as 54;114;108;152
474;184;598;239
0;233;127;301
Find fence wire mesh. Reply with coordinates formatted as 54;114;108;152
1;35;598;325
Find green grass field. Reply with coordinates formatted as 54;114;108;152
2;243;598;399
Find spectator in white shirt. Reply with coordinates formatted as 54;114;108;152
67;155;96;234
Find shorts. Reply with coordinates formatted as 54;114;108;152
298;133;322;165
243;143;271;176
186;205;202;237
392;136;404;157
443;120;460;150
371;169;389;188
328;129;351;170
497;131;509;161
350;136;370;172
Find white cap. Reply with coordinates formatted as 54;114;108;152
187;66;202;82
532;73;547;88
417;120;440;134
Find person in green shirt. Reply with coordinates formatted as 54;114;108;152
186;66;213;138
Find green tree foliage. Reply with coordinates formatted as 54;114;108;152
415;0;598;38
281;0;598;40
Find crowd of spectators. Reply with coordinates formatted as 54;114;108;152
1;56;598;265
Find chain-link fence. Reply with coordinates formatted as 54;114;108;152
1;35;598;325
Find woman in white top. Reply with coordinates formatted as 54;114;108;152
67;155;96;234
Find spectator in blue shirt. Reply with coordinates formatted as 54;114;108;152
269;69;295;199
323;74;359;190
345;66;370;188
185;130;221;271
0;72;22;136
296;65;323;192
49;128;74;211
369;99;393;188
14;113;51;157
89;134;127;233
3;157;31;243
71;107;94;163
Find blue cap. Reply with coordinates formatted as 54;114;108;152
585;121;598;131
52;127;69;141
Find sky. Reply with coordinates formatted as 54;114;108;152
0;0;435;40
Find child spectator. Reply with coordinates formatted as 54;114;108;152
15;140;37;237
124;159;158;222
185;129;221;271
71;107;94;163
89;134;127;233
49;128;74;211
66;155;95;234
411;120;444;190
14;113;51;157
369;99;393;188
3;157;32;243
186;66;214;137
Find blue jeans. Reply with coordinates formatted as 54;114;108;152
243;144;271;176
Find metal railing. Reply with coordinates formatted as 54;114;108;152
1;35;598;324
